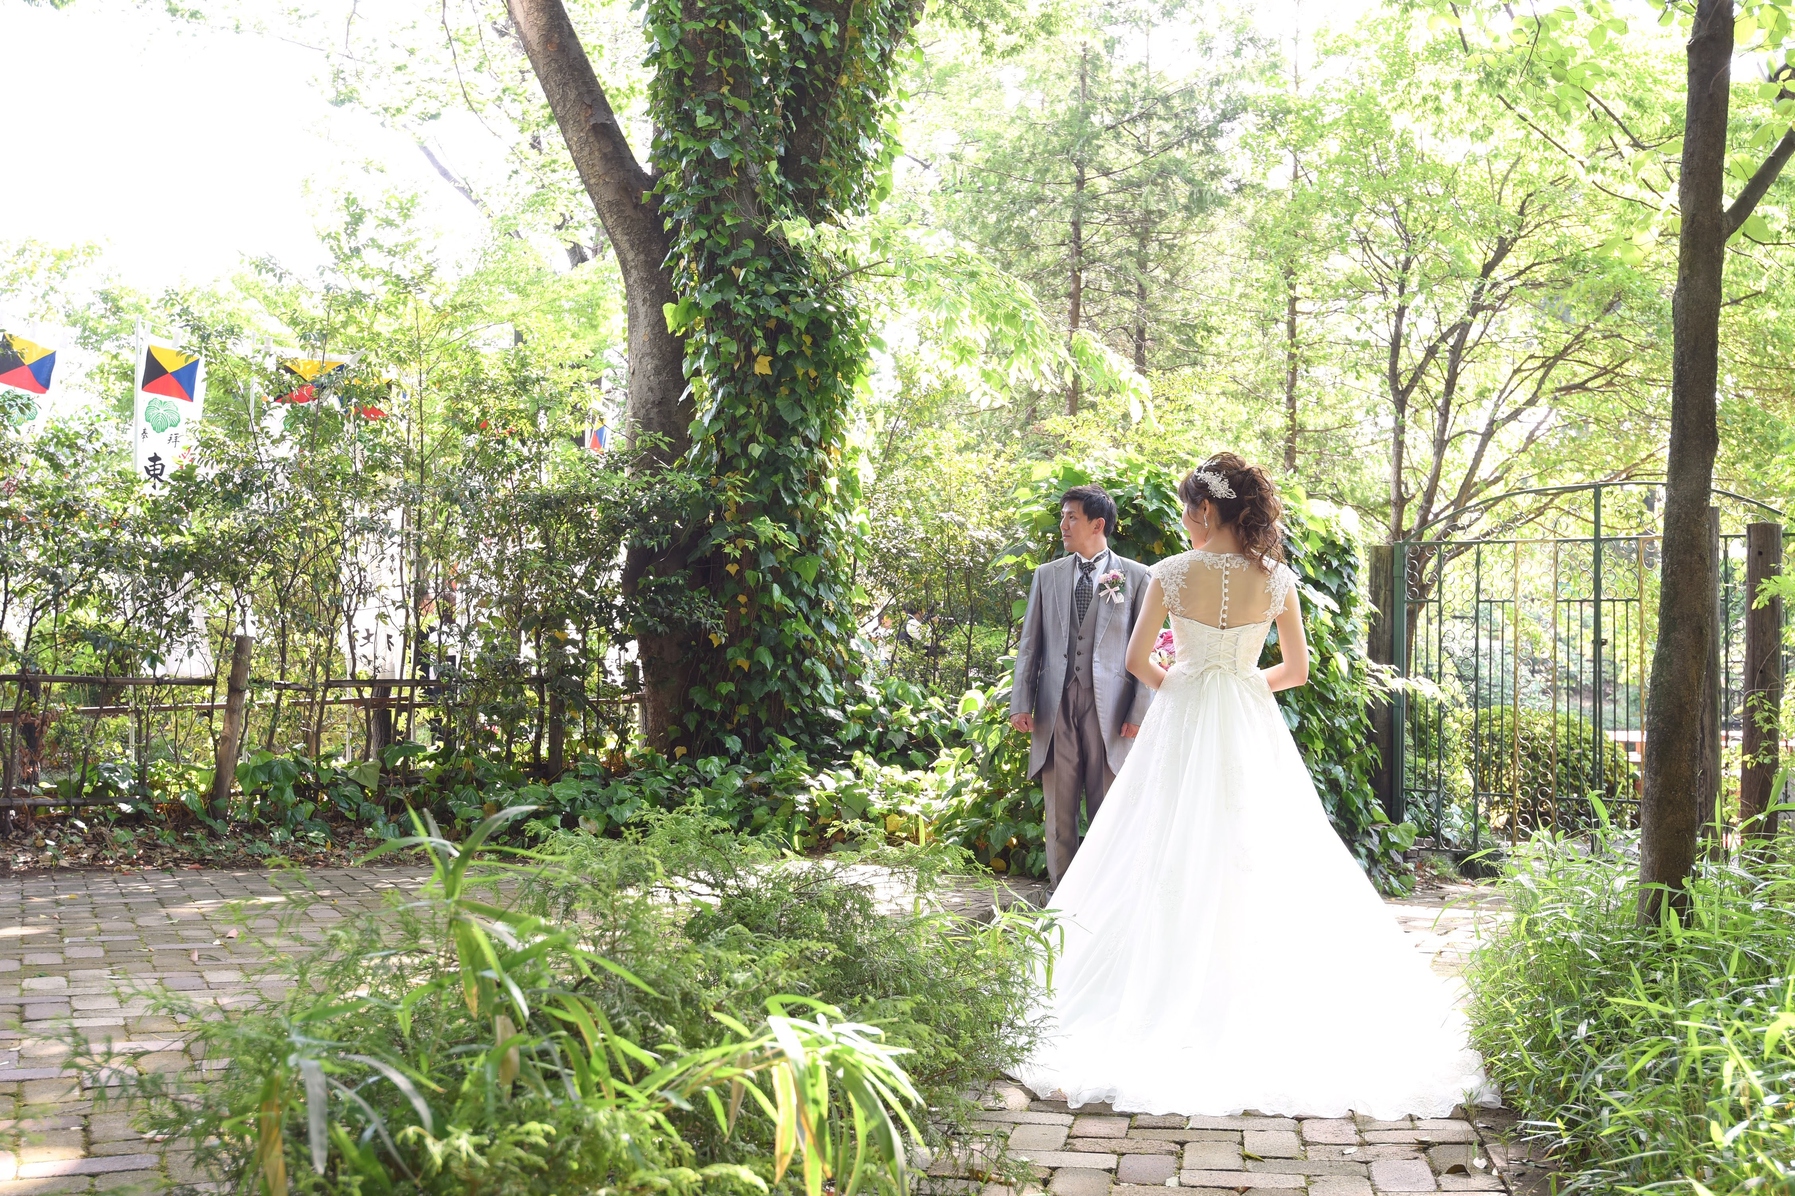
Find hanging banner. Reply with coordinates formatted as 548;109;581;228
574;424;610;453
132;336;205;484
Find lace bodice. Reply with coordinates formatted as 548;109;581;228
1151;551;1299;680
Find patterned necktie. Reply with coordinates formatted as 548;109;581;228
1075;557;1097;624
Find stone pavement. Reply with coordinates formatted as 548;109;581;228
945;1089;1504;1196
927;884;1528;1196
0;868;1529;1195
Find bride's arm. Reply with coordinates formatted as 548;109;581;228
1126;579;1171;690
1260;587;1310;692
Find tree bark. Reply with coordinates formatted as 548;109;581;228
1740;521;1784;838
1639;0;1734;923
1695;506;1721;852
209;635;253;822
1134;214;1150;375
506;0;695;748
506;0;686;456
1067;44;1089;417
1283;267;1300;472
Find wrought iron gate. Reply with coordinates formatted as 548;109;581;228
1389;483;1789;852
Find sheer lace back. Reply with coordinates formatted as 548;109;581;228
1150;552;1298;682
1153;551;1296;629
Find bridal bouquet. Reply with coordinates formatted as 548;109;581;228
1152;628;1176;669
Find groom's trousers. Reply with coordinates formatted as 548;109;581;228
1043;677;1112;885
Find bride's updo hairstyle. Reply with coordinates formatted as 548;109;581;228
1178;452;1286;570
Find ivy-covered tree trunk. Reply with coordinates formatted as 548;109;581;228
507;0;923;752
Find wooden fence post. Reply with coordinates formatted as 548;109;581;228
1741;521;1784;838
208;635;253;822
1367;543;1401;822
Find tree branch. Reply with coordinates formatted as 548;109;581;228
504;0;664;281
1725;125;1795;238
416;142;488;213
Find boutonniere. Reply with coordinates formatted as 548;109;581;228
1096;569;1127;604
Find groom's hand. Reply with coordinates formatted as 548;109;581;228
1121;723;1141;738
1010;713;1034;733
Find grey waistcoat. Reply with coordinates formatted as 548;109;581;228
1065;562;1100;690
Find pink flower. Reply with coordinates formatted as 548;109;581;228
1155;629;1175;651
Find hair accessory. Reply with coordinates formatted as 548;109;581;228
1193;469;1236;500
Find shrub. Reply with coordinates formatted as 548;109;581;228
504;679;1048;874
520;811;1049;1131
1451;705;1637;836
1468;832;1795;1193
76;808;1045;1196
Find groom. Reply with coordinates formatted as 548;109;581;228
1010;485;1154;885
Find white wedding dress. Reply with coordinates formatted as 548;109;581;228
1015;549;1491;1119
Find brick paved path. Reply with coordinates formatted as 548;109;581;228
0;869;1525;1195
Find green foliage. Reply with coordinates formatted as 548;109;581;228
507;679;1043;873
1273;496;1416;894
647;0;925;753
919;7;1264;377
74;809;1045;1196
1467;833;1795;1193
521;811;1049;1125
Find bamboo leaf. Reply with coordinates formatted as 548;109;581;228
341;1055;436;1134
772;1061;798;1184
296;1058;328;1175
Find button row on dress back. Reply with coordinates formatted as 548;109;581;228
1219;560;1229;630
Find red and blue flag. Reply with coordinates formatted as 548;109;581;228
0;333;55;396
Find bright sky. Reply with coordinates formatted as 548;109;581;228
0;0;1379;321
0;3;492;296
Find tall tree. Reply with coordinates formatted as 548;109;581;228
486;0;928;749
1282;19;1651;544
1640;0;1795;919
925;2;1260;409
1442;0;1795;918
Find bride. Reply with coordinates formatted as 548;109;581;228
1015;453;1490;1119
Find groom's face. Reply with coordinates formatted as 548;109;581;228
1061;502;1108;558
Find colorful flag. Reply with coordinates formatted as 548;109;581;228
276;353;354;402
0;333;55;397
133;335;205;484
574;425;610;453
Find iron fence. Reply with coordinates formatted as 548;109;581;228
1391;483;1790;852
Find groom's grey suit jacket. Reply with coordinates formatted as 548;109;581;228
1009;552;1155;780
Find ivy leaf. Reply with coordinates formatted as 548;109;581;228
755;355;774;375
